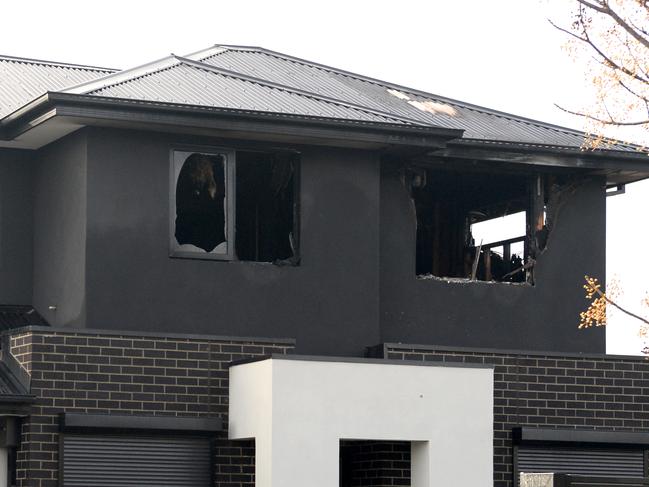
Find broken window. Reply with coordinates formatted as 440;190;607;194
413;168;544;283
235;150;297;262
170;147;298;263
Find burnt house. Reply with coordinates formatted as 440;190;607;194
0;45;648;487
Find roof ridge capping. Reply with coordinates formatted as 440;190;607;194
215;45;643;149
174;55;438;127
183;45;230;61
61;55;181;95
0;53;118;73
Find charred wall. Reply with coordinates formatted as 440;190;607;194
378;161;607;353
0;148;35;304
83;127;381;356
24;126;608;356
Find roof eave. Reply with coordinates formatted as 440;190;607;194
430;139;649;185
1;92;464;150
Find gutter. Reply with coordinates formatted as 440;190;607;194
450;138;648;160
0;92;464;147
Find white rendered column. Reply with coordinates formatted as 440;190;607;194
0;447;8;487
411;441;431;487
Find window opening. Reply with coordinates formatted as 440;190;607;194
235;150;297;262
414;168;542;283
170;147;298;263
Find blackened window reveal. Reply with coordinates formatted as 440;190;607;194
413;168;543;283
175;153;226;252
170;147;298;263
235;151;297;262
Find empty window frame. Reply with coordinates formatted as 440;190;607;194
170;147;298;263
413;168;544;283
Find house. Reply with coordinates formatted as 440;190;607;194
0;44;648;487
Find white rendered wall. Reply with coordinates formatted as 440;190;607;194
229;357;493;487
0;447;7;487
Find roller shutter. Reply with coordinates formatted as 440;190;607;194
61;434;211;486
517;446;646;477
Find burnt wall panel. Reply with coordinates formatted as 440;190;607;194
84;128;380;356
379;162;606;353
0;149;34;304
32;131;87;327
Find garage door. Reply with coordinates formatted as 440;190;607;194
61;434;211;486
517;445;646;477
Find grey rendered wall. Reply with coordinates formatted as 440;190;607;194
378;163;607;353
32;131;87;327
84;128;380;356
0;149;34;304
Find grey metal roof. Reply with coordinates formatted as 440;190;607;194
192;45;635;151
0;305;49;331
0;46;638;151
0;54;116;118
61;56;418;125
0;363;25;396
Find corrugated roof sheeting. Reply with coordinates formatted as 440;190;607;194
0;374;17;395
0;56;115;118
199;48;632;150
87;62;412;124
0;305;48;331
0;47;638;151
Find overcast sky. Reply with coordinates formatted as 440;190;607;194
2;0;647;353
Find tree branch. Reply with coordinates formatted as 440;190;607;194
588;279;649;326
555;103;649;126
629;18;649;41
550;15;649;84
576;0;608;14
617;78;649;104
623;40;649;80
577;0;649;50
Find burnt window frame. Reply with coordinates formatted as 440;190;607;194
169;146;236;261
411;164;545;285
169;144;300;264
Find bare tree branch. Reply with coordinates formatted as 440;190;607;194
618;78;649;104
551;1;649;144
577;0;649;50
555;103;649;126
588;277;649;326
549;17;649;84
623;40;649;79
628;18;649;40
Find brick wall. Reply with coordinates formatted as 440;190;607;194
340;440;410;487
8;328;293;487
381;344;649;487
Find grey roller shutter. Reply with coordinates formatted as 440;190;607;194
62;434;211;486
517;446;645;477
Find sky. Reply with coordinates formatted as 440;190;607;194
2;0;647;353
